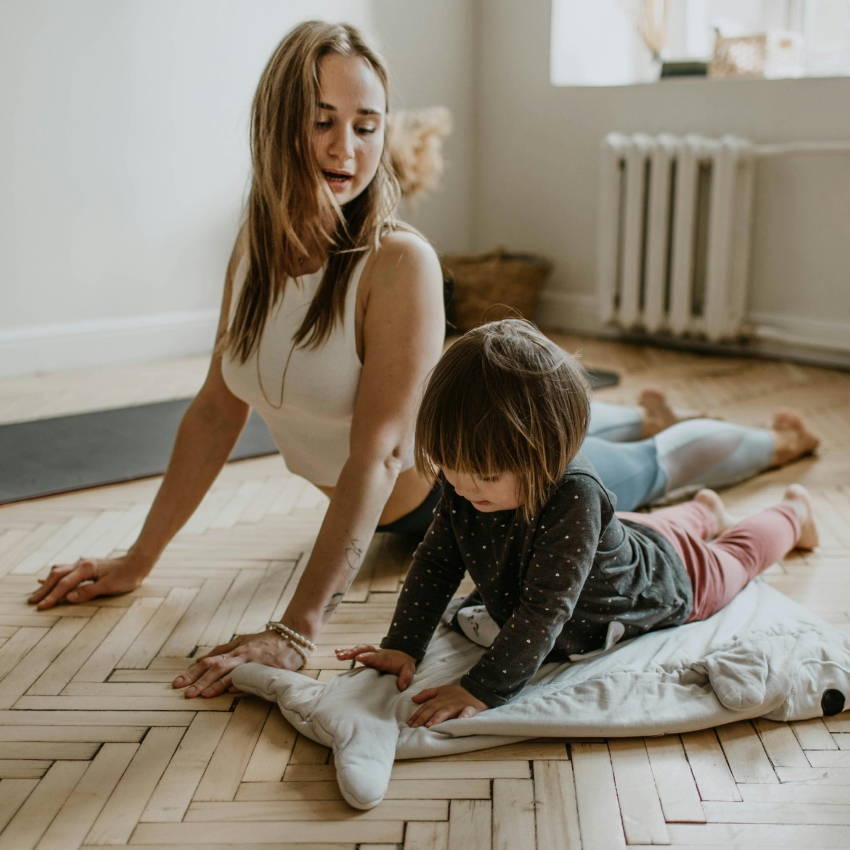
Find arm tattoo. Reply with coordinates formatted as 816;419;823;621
323;591;346;616
323;540;364;616
345;538;364;571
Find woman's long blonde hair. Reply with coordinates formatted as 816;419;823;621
221;21;401;362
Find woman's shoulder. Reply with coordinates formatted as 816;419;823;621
377;229;438;266
364;227;441;289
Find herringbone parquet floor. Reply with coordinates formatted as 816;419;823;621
0;334;848;849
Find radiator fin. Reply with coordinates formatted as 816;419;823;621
597;133;755;342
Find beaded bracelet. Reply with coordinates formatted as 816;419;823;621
283;638;309;667
265;621;317;653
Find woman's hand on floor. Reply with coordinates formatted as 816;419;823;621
173;630;307;699
28;556;148;610
334;645;417;691
407;684;488;727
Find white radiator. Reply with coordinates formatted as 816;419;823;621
596;133;756;342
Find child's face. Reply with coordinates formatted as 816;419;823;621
442;468;522;512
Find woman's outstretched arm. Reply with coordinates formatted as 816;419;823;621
173;231;445;698
30;233;251;609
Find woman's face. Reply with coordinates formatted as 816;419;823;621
313;53;386;206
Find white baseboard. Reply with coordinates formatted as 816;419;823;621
749;311;850;355
0;310;219;379
536;289;850;367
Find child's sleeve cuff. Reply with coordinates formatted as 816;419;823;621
379;636;426;662
460;674;508;708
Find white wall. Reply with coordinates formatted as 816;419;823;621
473;0;850;354
0;0;475;377
372;0;476;254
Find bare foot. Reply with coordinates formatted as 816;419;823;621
638;389;707;438
694;489;735;537
782;484;819;550
770;410;820;467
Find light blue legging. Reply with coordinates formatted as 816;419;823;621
583;402;776;512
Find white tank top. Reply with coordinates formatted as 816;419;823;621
221;251;413;487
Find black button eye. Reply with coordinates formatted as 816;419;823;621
821;689;846;716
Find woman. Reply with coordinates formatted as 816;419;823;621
29;22;818;699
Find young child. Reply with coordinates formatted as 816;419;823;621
336;320;818;728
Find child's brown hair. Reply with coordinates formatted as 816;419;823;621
415;319;591;519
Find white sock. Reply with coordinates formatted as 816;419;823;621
456;605;501;647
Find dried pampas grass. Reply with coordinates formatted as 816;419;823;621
387;106;453;203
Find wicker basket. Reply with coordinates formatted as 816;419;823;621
709;33;767;78
441;249;553;332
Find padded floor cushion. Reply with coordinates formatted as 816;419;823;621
232;582;850;809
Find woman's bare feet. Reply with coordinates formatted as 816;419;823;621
694;489;736;537
639;389;706;438
770;410;820;468
782;484;819;550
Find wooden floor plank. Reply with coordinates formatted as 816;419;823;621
0;742;98;760
738;782;850;804
158;579;233;658
129;821;404;845
755;718;811;768
681;729;742;801
807;751;850;768
405;821;449;850
608;737;670;844
716;722;779;784
235;778;491;802
241;710;297;783
85;727;185;845
0;619;88;709
288;733;331;765
198;570;263;647
34;744;138;850
571;742;626;850
0;629;51;682
791;718;840;750
284;761;530;782
533;760;581;850
193;697;270;802
0;779;38;834
234;560;295;635
492;778;535;850
71;598;164;682
141;713;231;823
0;726;145;743
116;587;198;669
644;734;706;823
775;766;850;784
14;695;233;711
28;608;127;695
0;761;88;850
184;799;448;822
447;800;491;850
667;822;850;846
0;710;194;726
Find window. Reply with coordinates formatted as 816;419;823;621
550;0;850;86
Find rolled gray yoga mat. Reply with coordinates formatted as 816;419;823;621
0;399;278;505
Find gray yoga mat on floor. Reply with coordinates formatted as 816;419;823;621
0;370;618;505
0;399;278;505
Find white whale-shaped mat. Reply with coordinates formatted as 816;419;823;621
232;581;850;809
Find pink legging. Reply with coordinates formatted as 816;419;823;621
618;501;801;622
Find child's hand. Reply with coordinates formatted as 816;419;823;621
407;684;488;727
334;645;417;690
